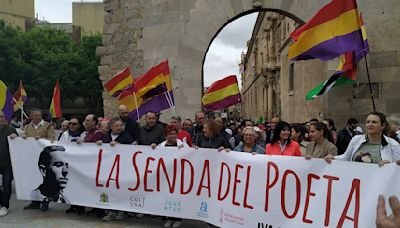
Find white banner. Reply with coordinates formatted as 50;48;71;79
8;137;400;228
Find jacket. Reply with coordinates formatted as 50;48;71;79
335;134;400;162
306;138;337;158
102;131;134;144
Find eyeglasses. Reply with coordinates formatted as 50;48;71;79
69;122;79;125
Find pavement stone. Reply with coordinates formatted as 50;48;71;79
0;193;209;228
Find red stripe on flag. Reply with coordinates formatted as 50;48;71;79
104;67;132;91
134;60;170;90
291;0;358;41
206;75;238;94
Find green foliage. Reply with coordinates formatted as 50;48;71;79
0;20;103;107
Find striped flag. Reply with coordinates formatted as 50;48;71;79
117;60;175;121
0;80;14;120
202;75;241;111
306;12;368;100
49;80;62;118
104;67;134;97
13;81;28;111
288;0;365;61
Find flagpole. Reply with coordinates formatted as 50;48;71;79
132;90;140;121
21;103;24;128
363;53;376;111
12;97;28;119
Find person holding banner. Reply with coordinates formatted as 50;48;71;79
59;117;83;143
376;195;400;228
234;126;265;154
265;121;302;157
305;122;337;159
97;117;133;221
194;119;230;151
325;111;400;165
0;111;18;217
152;124;188;228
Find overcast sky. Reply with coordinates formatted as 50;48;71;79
35;1;258;88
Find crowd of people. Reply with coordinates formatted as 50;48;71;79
0;106;400;227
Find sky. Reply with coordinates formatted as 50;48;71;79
35;1;258;88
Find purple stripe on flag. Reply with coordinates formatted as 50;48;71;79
128;90;175;121
203;94;241;111
3;90;14;120
291;30;366;61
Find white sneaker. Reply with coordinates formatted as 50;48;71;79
172;220;182;227
0;207;8;217
115;211;125;220
164;220;174;227
102;211;116;221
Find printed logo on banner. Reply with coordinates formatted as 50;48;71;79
219;209;245;225
100;193;108;203
129;195;146;209
197;202;208;218
164;199;182;214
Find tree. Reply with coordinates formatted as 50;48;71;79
0;21;103;111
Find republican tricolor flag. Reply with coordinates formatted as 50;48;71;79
288;0;366;61
49;80;62;118
104;67;134;97
202;75;241;111
13;81;28;112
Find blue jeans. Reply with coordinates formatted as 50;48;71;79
0;166;13;209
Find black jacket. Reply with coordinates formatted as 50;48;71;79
336;128;353;155
103;131;134;144
196;135;230;149
124;117;140;142
139;124;165;145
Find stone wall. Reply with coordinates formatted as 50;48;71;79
98;0;332;120
98;0;400;127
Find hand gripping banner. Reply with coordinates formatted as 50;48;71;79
8;138;400;228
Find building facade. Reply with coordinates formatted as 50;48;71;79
73;2;105;35
0;0;34;31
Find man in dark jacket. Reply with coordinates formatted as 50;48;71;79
191;111;206;145
0;111;18;217
139;112;165;145
118;105;139;143
336;118;358;155
101;117;134;145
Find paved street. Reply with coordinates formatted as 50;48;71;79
0;193;209;228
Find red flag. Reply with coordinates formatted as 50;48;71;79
49;80;62;118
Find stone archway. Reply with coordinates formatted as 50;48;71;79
98;0;400;124
97;0;326;119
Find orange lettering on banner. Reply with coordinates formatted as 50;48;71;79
232;164;244;206
264;161;279;212
302;173;320;224
281;170;301;219
218;162;231;201
106;154;121;189
180;159;194;195
337;179;360;228
95;149;104;187
156;158;177;193
243;165;254;209
323;175;340;226
196;160;211;198
144;156;156;192
128;151;142;191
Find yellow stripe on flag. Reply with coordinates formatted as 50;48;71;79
202;83;239;105
288;9;360;60
108;76;133;95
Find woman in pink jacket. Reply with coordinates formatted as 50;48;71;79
265;121;302;157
